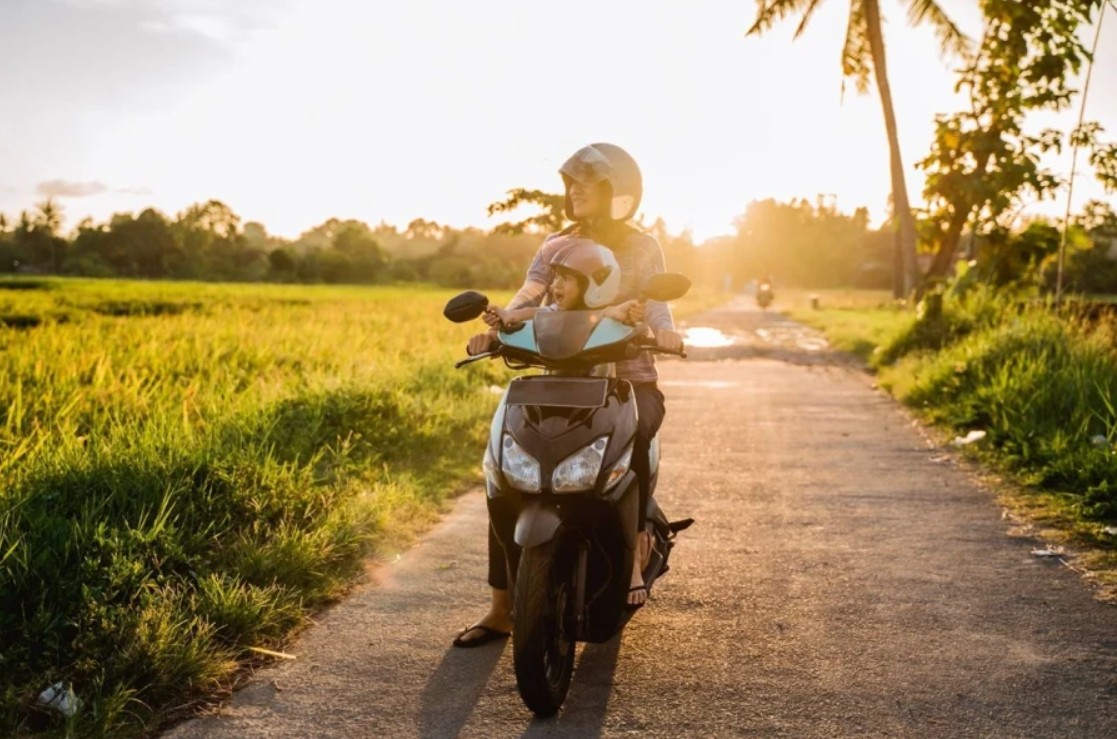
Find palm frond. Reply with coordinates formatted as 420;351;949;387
793;0;827;39
905;0;971;58
842;0;872;94
746;0;818;37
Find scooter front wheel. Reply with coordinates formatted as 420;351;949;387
512;538;576;717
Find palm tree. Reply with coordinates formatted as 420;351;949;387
33;198;63;272
747;0;968;297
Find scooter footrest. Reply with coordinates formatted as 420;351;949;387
667;518;694;534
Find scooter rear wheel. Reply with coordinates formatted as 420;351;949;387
512;538;576;717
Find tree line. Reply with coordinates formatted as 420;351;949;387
3;189;1114;293
0;200;545;289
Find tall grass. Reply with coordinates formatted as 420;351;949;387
878;289;1117;521
0;279;512;735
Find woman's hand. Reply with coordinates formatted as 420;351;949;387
654;328;684;353
467;331;496;356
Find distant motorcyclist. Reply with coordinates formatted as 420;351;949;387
757;274;774;309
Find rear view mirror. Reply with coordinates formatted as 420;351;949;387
443;291;489;323
642;273;691;302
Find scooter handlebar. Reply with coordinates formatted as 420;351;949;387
455;350;499;369
633;337;687;359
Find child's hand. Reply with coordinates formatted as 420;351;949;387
482;307;506;329
604;299;641;325
482;307;523;330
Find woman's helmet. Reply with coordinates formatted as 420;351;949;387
560;143;642;222
548;238;621;309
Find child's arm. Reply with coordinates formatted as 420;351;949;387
602;299;640;325
482;306;539;329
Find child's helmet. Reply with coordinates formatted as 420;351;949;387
548;238;621;309
559;143;642;222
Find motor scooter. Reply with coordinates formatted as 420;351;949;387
443;273;694;716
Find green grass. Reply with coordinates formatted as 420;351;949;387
0;278;516;736
784;285;1117;595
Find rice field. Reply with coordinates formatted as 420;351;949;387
0;278;515;735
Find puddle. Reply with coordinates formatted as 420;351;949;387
683;327;736;348
755;327;829;352
795;336;829;352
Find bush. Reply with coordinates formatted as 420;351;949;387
880;298;1117;522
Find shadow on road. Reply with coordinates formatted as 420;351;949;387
419;642;507;739
520;636;623;738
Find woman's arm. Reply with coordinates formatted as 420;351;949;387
636;236;675;333
507;234;565;310
631;234;683;351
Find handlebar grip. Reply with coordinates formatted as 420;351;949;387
633;339;687;359
455;350;499;369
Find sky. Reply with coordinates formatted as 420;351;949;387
1;0;1115;243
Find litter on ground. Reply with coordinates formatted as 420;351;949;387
952;430;987;447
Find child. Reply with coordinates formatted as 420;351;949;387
482;237;641;329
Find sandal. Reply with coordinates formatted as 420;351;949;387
452;623;511;648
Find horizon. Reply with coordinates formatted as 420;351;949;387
2;0;1115;242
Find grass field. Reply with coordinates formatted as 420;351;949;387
0;277;722;736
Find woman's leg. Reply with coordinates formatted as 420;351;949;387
627;383;666;606
454;524;514;645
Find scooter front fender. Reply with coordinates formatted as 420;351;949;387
514;499;562;549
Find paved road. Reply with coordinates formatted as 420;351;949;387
167;299;1117;738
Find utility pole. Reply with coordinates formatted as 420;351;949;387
1057;1;1111;304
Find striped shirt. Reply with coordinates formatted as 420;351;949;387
507;228;675;383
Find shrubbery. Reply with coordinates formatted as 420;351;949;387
874;283;1117;522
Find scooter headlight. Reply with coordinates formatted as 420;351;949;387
501;434;541;492
604;443;633;491
482;444;500;488
553;437;608;493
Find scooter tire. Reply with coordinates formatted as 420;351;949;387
512;539;576;717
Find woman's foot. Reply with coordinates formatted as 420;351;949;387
453;589;513;647
452;620;511;648
627;530;653;607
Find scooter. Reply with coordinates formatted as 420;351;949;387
443;273;694;717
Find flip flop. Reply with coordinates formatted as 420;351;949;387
626;585;649;610
452;623;511;648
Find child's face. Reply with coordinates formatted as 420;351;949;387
551;271;584;310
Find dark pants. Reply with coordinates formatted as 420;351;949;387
487;381;666;589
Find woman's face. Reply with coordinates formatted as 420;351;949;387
551;271;583;310
568;179;610;220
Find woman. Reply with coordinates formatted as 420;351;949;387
454;143;683;647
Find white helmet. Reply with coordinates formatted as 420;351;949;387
548;237;621;309
559;143;643;222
